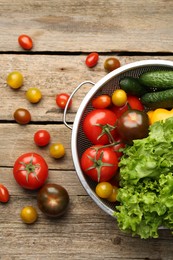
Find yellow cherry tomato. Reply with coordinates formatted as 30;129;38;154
107;186;118;202
7;71;24;89
20;206;38;224
49;143;65;159
95;182;113;199
26;87;42;103
111;89;127;107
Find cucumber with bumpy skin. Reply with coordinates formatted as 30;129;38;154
141;88;173;109
119;77;147;97
139;70;173;89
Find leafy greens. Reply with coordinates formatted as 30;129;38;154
114;117;173;239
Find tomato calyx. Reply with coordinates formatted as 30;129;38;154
19;155;40;182
95;123;116;143
85;147;115;182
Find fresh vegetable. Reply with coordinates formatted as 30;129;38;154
0;184;10;203
104;57;120;72
26;87;42;103
114;117;173;238
119;76;147;97
111;95;144;118
18;34;33;50
107;186;118;202
83;109;118;145
20;206;38;224
92;95;111;109
80;145;118;182
56;93;72;109
139;70;173;89
85;52;99;68
116;109;149;144
111;138;126;160
37;183;69;217
148;108;173;125
95;182;113;199
7;71;23;89
111;89;127;107
13;108;31;125
13;153;48;190
147;110;154;125
34;129;51;147
141;88;173;109
49;143;65;159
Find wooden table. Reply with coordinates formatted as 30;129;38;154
0;1;173;259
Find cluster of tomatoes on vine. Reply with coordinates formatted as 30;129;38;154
80;89;149;202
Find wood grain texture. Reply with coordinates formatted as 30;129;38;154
1;55;173;258
0;0;172;52
0;171;173;260
0;0;173;258
1;55;173;122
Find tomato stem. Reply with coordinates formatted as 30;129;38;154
86;149;115;182
95;123;116;143
19;155;40;182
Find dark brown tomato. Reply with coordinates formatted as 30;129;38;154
116;109;149;144
37;183;69;217
13;108;31;124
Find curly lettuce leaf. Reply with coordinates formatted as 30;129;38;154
114;117;173;239
119;117;173;185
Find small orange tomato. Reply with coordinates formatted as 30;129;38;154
107;186;118;202
7;71;24;89
18;34;33;50
20;206;38;224
95;182;113;199
92;95;112;109
26;87;42;103
49;143;65;159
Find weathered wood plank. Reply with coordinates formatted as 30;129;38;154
1;55;173;122
0;0;173;52
0;187;173;260
0;124;73;169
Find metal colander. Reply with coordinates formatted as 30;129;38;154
63;59;173;217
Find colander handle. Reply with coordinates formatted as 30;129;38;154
63;80;95;130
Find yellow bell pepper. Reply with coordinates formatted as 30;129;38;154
147;108;173;125
147;110;154;125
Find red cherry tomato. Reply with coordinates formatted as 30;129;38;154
18;34;33;50
0;184;10;203
56;93;72;109
92;95;112;109
34;130;51;147
13;153;48;190
85;52;99;68
80;145;118;182
111;95;144;118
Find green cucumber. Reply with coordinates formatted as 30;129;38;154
119;77;147;97
141;88;173;109
139;70;173;89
